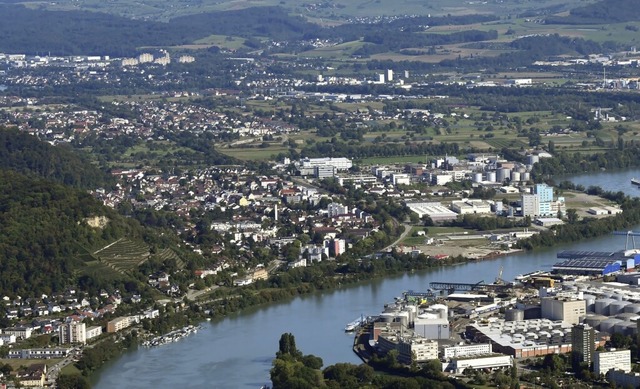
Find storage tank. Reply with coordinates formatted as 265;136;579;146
496;168;510;182
583;294;597;312
487;171;497;182
505;309;525;322
614;321;632;335
610;300;632;315
595;298;616;315
613;294;625;301
527;155;540;165
624;303;640;314
379;312;396;322
511;171;521;182
584;314;607;328
599;318;623;333
473;173;483;183
616;313;639;322
430;304;449;319
522;172;531;182
623;322;638;336
601;292;614;299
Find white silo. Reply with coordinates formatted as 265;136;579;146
610;301;631;315
473;173;483;183
487;171;497;182
595;298;616;315
511;171;521;182
599;318;623;333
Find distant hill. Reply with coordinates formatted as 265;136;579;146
0;4;187;55
0;127;112;189
546;0;640;24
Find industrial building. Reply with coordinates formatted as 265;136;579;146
450;199;492;215
540;297;586;325
443;343;492;359
593;349;631;375
466;318;577;358
444;354;513;374
552;258;622;276
406;202;458;222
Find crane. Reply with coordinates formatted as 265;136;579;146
613;231;640;250
494;265;505;285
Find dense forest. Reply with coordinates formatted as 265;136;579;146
0;169;144;297
0;5;502;55
546;0;640;24
0;127;112;189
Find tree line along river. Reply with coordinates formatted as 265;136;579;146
92;168;640;389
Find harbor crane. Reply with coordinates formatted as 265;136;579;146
495;265;505;285
613;231;640;250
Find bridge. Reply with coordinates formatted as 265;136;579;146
429;281;511;292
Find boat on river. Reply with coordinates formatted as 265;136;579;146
632;178;640;186
345;315;366;332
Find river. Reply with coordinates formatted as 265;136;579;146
93;168;640;389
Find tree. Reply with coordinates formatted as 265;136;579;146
567;209;579;224
56;374;91;389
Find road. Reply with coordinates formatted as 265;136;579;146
383;223;413;251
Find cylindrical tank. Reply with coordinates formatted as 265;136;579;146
511;171;521;182
430;304;448;319
521;172;531;182
595;298;616;315
624;322;638;336
487;171;497;182
615;313;639;321
584;314;607;328
614;321;631;335
473;173;483;183
610;301;632;315
601;292;614;299
505;309;525;322
583;294;597;312
599;318;623;333
379;313;395;322
496;168;510;182
624;303;640;314
527;155;540;165
613;294;625;301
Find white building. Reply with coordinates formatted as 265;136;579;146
59;322;86;344
301;157;352;170
445;354;513;374
391;173;411;186
85;326;102;341
398;337;438;363
443;343;492;359
541;297;586;325
450;199;492;215
414;317;450;340
406;202;458;222
3;327;32;339
327;203;350;217
138;53;154;63
594;349;631;376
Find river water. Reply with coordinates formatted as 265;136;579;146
93;168;640;389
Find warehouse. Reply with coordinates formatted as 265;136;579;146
552;258;622;276
406;202;458;222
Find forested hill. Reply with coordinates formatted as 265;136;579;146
546;0;640;24
0;169;147;298
0;127;112;189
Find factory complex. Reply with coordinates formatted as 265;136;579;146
355;245;640;385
